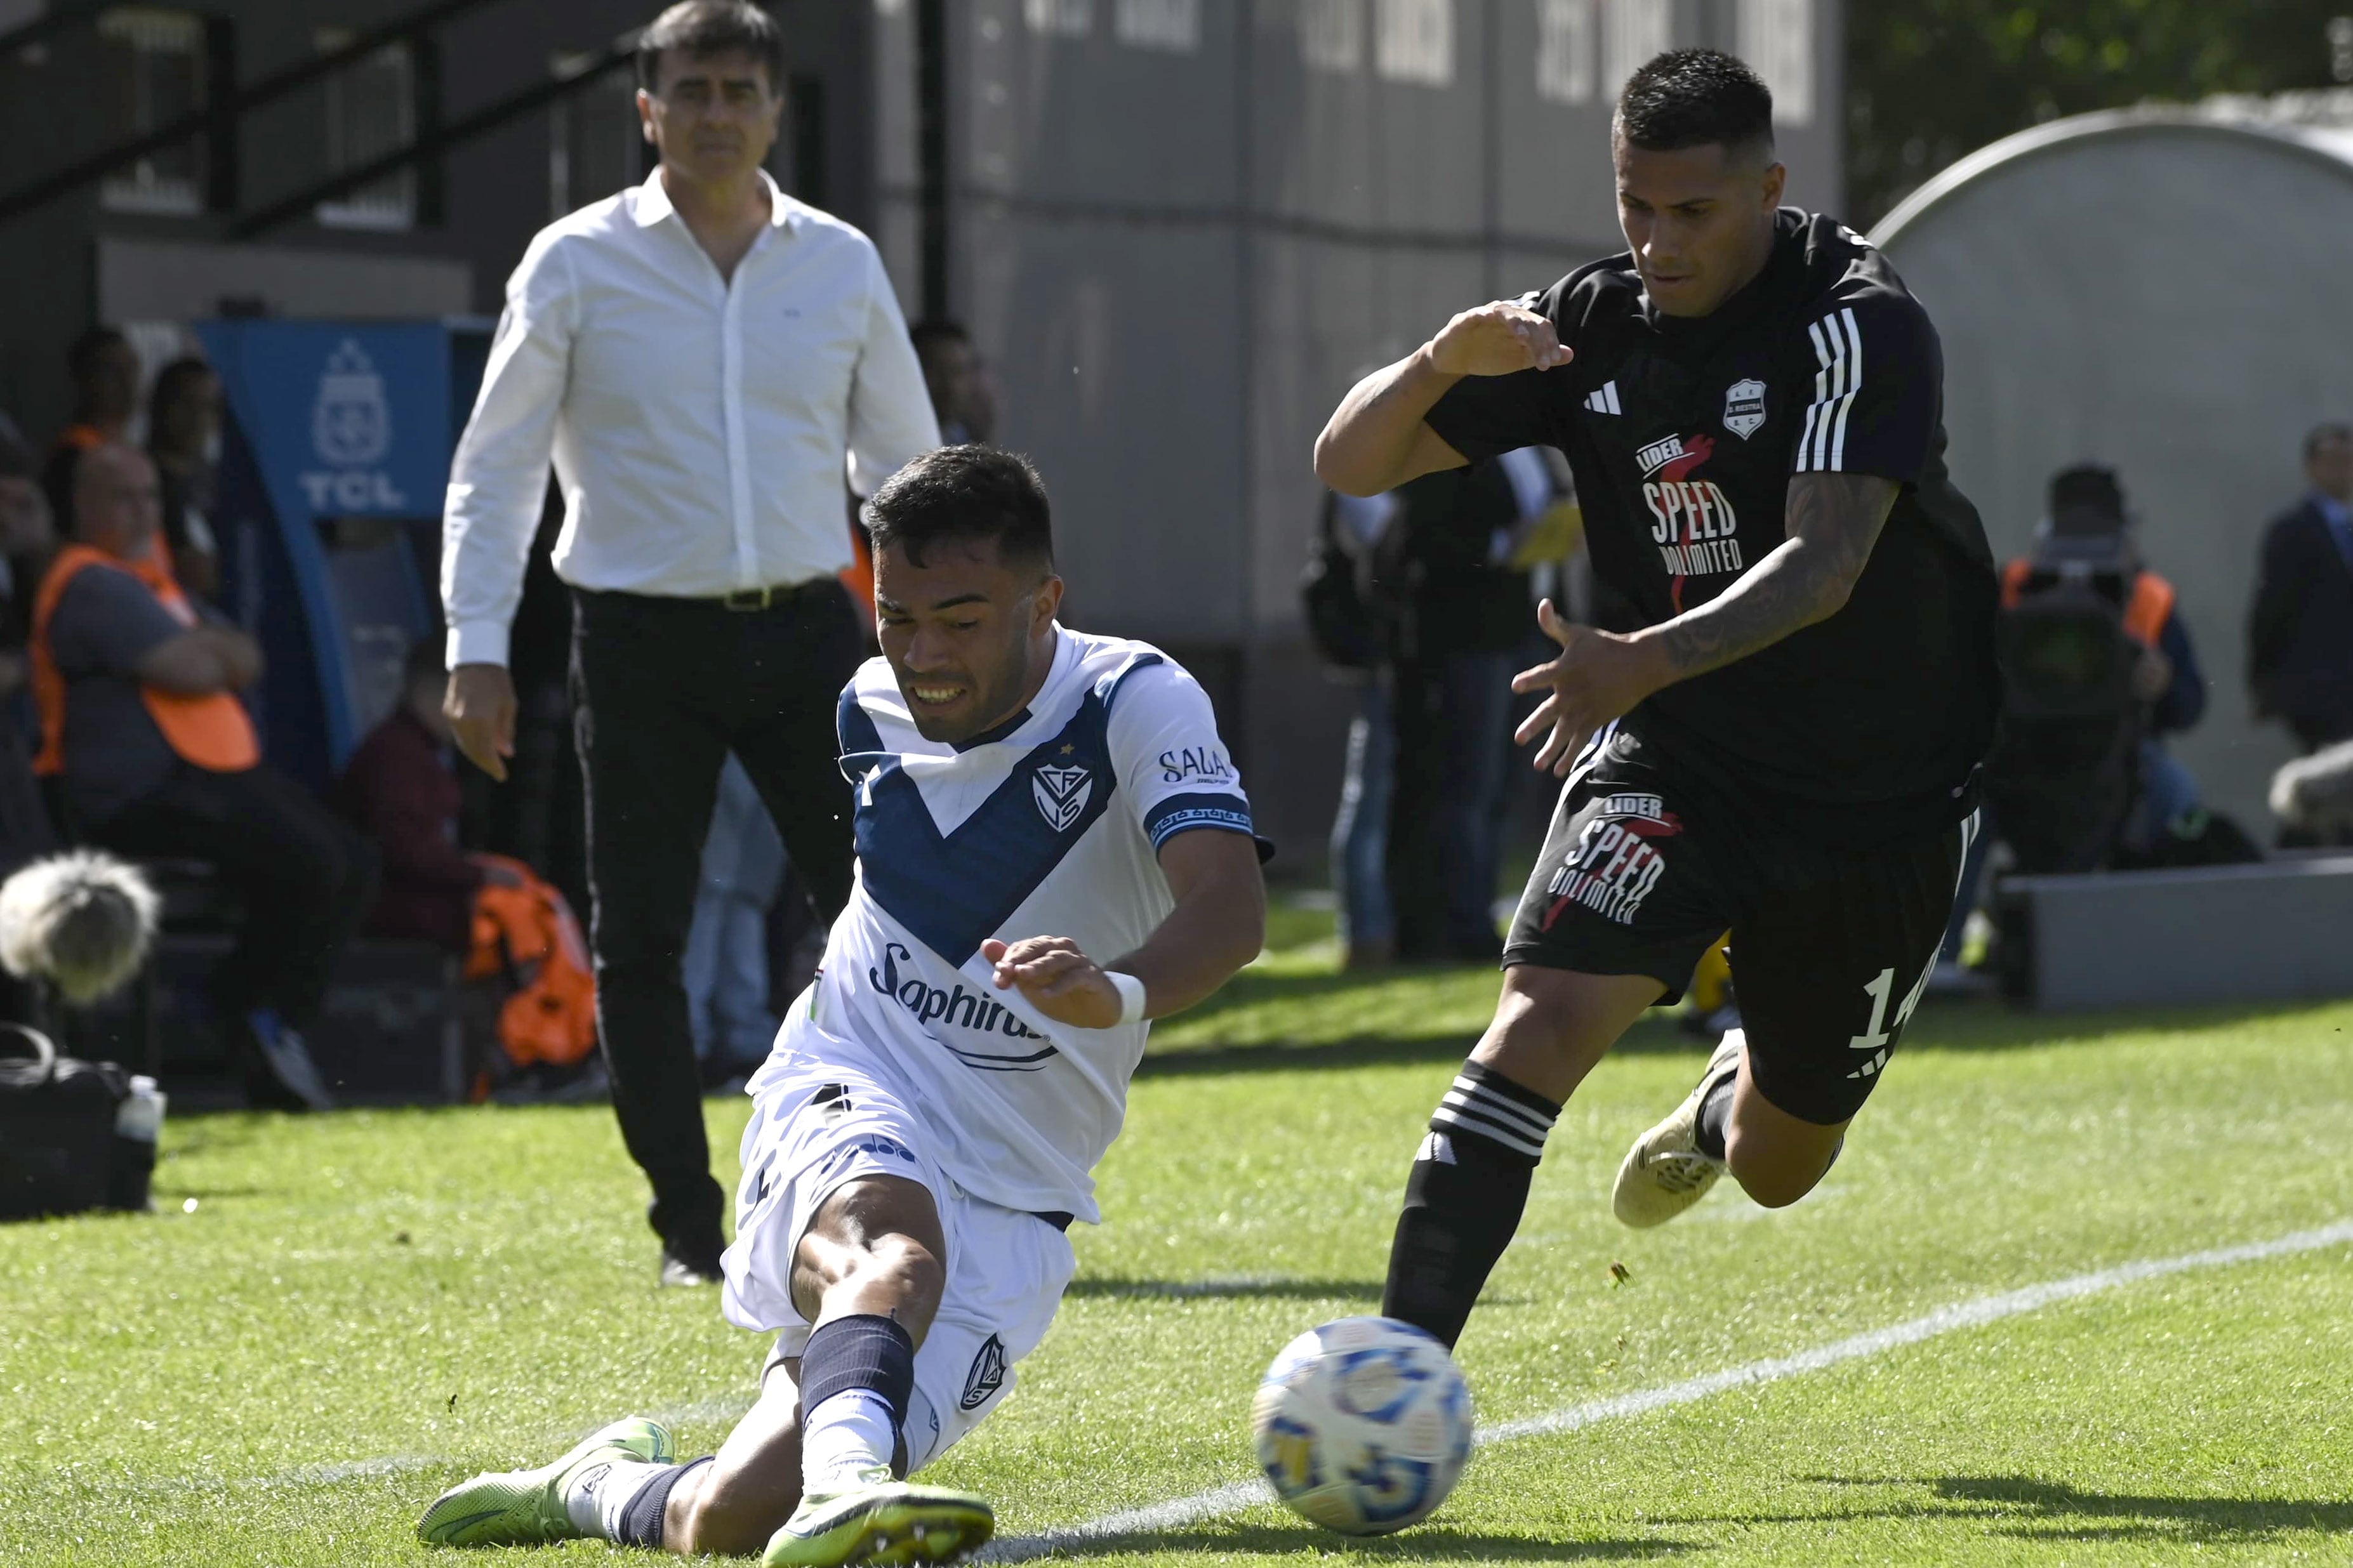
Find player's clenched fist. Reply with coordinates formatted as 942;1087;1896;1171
983;935;1123;1030
1426;300;1573;378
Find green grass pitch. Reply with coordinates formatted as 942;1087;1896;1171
5;916;2349;1565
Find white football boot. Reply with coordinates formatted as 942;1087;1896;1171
1611;1029;1744;1228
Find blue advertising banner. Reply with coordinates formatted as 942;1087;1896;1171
194;321;451;525
194;320;454;777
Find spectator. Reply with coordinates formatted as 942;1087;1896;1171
908;318;997;445
2003;466;2209;859
40;328;140;516
0;430;58;883
1316;488;1401;969
337;643;598;1088
1316;451;1564;966
29;442;376;1110
681;754;788;1083
441;1;939;1285
333;640;518;954
2250;422;2353;754
1386;451;1551;963
145;357;224;602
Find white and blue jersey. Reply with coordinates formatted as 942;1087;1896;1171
745;625;1254;1223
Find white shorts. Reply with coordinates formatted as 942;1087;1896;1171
720;1050;1078;1474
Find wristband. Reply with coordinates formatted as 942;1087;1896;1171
1106;971;1147;1026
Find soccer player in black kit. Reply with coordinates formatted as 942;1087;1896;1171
1315;49;1999;1350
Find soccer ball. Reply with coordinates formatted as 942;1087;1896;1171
1250;1315;1473;1536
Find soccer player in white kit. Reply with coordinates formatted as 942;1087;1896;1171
416;445;1268;1565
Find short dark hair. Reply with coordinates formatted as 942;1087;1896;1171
907;319;971;359
866;445;1053;576
2304;422;2352;461
635;1;786;95
147;356;215;427
1615;48;1775;158
65;326;130;383
2048;464;2125;537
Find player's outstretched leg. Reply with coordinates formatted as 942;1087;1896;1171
663;1174;990;1567
1612;1028;1848;1227
414;1416;677;1546
1382;968;1662;1347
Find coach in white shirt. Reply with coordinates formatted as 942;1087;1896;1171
441;0;938;1286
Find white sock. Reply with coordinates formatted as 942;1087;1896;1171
801;1388;897;1494
561;1456;672;1540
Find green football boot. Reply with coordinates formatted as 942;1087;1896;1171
415;1415;675;1546
762;1465;994;1568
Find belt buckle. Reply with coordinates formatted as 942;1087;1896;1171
723;585;774;612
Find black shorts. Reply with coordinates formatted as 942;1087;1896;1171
1504;727;1973;1125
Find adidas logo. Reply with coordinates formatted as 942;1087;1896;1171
1584;381;1622;415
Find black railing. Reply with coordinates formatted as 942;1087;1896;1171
0;0;509;227
230;42;635;238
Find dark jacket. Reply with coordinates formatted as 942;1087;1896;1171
2249;497;2353;749
2149;610;2204;735
331;707;480;953
1384;460;1534;662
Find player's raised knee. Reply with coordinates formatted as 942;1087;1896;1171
1721;1126;1831;1208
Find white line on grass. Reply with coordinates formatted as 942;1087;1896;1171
979;1218;2353;1560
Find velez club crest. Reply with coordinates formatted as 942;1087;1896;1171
1032;763;1092;831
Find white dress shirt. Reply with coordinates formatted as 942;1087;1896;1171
442;170;941;668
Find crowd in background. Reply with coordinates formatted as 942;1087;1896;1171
1315;421;2353;980
0;310;999;1111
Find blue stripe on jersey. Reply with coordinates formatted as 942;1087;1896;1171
837;684;888;784
852;689;1122;966
1143;791;1254;850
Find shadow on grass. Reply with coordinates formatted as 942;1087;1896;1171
1065;1277;1384;1303
1142;968;2350;1080
1140;973;1696;1078
1900;996;2351;1053
1693;1474;2353;1543
1926;1475;2353;1543
1026;1522;1691;1561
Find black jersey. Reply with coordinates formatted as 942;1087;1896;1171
1424;208;1999;847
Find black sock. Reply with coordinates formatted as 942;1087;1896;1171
1693;1072;1736;1162
618;1455;712;1549
1382;1060;1561;1349
799;1313;917;1422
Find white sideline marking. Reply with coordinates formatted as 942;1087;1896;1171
979;1218;2353;1560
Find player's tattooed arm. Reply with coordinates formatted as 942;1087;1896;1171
1647;472;1899;681
1509;473;1898;775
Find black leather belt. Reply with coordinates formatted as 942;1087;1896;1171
1031;1210;1074;1232
721;577;838;612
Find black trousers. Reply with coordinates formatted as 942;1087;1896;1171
570;581;863;1257
92;762;379;1031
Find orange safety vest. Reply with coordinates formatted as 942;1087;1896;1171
1999;558;2176;646
29;543;261;777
